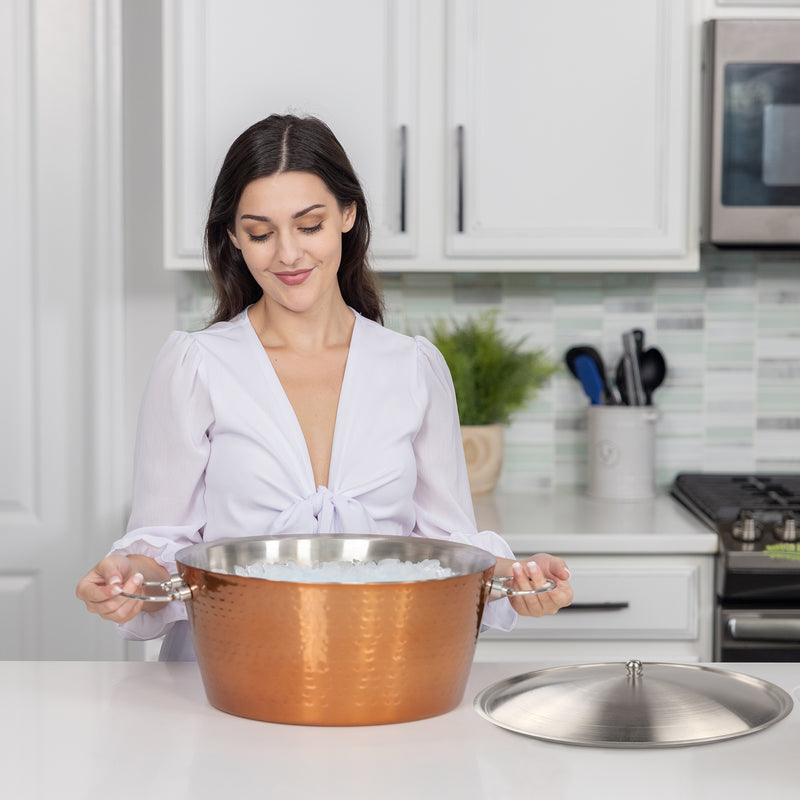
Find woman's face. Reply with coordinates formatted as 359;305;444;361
228;171;356;315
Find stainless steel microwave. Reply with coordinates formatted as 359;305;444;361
703;19;800;245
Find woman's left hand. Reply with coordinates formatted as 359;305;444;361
494;554;573;617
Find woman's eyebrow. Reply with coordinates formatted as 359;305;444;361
240;204;326;223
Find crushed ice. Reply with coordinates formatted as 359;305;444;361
233;558;455;583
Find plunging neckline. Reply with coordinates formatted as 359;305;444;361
243;307;358;490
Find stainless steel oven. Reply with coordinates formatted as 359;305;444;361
703;19;800;244
719;608;800;661
671;473;800;661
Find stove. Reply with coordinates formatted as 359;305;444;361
672;473;800;559
670;473;800;661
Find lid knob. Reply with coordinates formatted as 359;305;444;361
626;659;643;679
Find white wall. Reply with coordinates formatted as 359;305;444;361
122;0;180;475
119;0;181;660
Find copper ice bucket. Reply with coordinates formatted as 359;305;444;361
126;534;553;726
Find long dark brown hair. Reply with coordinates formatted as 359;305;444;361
204;114;384;325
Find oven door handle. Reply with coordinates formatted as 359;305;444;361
728;617;800;642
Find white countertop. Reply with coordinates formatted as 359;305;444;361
2;659;797;800
473;490;718;555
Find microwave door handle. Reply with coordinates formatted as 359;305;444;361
728;617;800;642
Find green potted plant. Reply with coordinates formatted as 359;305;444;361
431;311;558;495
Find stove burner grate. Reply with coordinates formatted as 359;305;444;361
671;473;800;526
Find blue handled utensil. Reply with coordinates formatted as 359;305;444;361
573;354;605;405
565;346;618;405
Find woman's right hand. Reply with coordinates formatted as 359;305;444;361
76;554;166;624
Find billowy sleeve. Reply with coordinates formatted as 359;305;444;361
108;331;212;640
410;336;517;632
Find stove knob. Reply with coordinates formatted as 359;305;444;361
774;513;798;543
732;512;761;542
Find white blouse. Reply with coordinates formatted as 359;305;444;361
110;309;517;646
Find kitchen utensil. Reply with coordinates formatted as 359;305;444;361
622;330;646;405
121;533;555;726
572;354;604;405
638;346;666;404
474;659;793;748
632;328;644;355
565;346;618;405
617;354;637;406
616;347;666;406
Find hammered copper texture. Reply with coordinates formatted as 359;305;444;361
180;563;493;726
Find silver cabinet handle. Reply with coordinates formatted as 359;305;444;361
456;125;465;233
728;617;800;642
399;124;407;233
560;602;630;612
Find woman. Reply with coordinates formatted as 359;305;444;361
76;115;572;660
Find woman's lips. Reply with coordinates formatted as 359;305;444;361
273;268;314;286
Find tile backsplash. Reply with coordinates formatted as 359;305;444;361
178;247;800;493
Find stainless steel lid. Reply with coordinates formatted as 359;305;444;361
474;660;793;748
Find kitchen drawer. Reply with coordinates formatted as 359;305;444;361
483;555;700;641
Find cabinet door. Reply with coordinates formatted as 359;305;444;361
446;0;695;264
163;0;418;269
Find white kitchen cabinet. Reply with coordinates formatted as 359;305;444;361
704;1;800;20
163;0;701;272
443;0;698;268
162;0;418;269
475;553;715;663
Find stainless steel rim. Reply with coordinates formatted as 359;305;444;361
176;533;497;577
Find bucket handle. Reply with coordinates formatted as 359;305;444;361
488;576;556;601
119;575;192;603
120;574;556;603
